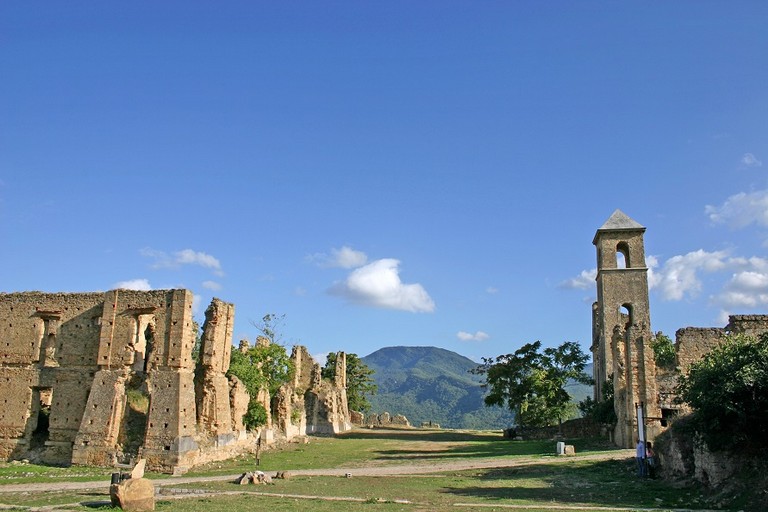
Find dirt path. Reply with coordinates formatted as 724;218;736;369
0;450;635;494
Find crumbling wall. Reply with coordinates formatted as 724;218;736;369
305;359;351;434
365;412;410;427
1;289;353;472
195;299;234;438
727;314;768;336
0;290;257;474
0;292;108;463
675;327;727;373
272;347;351;438
656;317;766;427
70;289;200;472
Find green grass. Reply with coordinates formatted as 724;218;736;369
0;429;725;511
0;461;113;483
158;460;709;511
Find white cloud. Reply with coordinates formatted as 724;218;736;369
729;270;768;291
141;247;224;276
563;251;737;302
310;245;368;269
559;269;597;290
329;258;435;313
113;278;152;291
712;267;768;323
705;189;768;229
741;152;762;167
202;280;222;291
646;255;661;290
486;286;499;294
654;249;730;301
176;249;225;276
457;331;490;342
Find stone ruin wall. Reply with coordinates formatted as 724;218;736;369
674;327;727;373
654;315;768;422
0;289;351;474
272;346;351;437
726;314;768;336
0;289;206;471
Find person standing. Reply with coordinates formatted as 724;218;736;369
636;439;647;477
645;441;655;478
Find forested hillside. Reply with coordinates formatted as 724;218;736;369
362;346;592;430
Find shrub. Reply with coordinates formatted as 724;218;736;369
651;331;676;369
578;377;616;426
243;402;268;429
677;332;768;452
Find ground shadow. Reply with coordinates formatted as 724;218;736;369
341;428;621;462
442;459;709;510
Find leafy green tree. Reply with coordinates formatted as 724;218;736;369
578;376;617;425
227;339;295;429
677;332;768;452
651;331;676;369
474;341;592;428
323;353;378;413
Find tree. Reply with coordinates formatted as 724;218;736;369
676;332;768;452
650;331;676;369
474;341;592;428
227;339;295;429
322;352;378;413
578;376;617;425
229;340;294;397
252;313;287;345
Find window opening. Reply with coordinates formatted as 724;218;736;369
616;242;630;268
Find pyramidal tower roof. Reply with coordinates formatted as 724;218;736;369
593;209;645;243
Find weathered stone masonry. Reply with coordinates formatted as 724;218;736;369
0;289;351;473
592;210;768;448
0;290;201;471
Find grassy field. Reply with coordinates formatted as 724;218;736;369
0;428;727;511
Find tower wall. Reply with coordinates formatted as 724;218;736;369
592;211;659;448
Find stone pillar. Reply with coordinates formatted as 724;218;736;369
334;352;347;389
71;369;129;466
196;299;235;437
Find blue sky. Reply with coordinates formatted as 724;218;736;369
2;2;767;363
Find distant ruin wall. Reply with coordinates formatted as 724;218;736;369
726;314;768;336
674;327;727;374
273;347;351;438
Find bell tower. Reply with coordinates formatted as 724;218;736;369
592;210;659;447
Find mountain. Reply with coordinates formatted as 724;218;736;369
362;346;512;429
361;346;593;430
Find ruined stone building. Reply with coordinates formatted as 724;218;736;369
0;289;351;473
272;346;351;438
591;210;768;448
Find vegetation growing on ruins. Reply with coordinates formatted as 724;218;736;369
224;313;296;429
474;341;592;428
118;387;150;461
252;313;288;345
191;320;202;362
322;352;378;413
227;340;294;429
677;332;768;452
650;331;676;369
